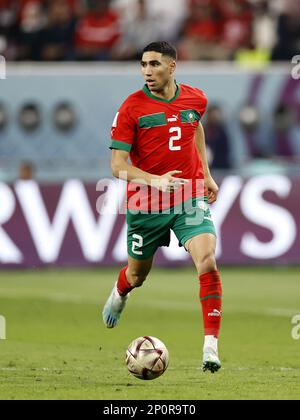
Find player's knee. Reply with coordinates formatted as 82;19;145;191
197;254;217;275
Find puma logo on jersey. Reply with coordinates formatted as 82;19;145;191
167;114;179;122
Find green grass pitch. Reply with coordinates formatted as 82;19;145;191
0;266;299;400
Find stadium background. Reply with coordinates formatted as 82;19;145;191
0;0;300;401
0;62;300;268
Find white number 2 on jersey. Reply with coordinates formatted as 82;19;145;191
169;127;182;151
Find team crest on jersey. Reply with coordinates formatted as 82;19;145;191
180;109;200;123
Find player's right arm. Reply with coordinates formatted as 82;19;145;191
111;149;186;192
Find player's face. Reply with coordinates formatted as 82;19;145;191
141;52;176;93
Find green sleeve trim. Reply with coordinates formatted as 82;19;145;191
200;295;222;301
110;140;132;152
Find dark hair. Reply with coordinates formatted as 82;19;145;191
143;42;177;60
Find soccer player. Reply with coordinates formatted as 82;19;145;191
102;41;222;373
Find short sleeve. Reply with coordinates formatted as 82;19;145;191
198;89;208;119
110;102;136;152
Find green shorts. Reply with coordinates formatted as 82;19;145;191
127;197;216;260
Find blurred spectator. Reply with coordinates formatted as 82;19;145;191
0;102;8;130
18;161;35;180
74;0;120;60
15;0;46;60
0;0;18;59
218;0;253;56
251;0;276;51
39;0;77;60
111;0;165;60
145;0;188;42
272;103;298;158
179;0;254;60
112;0;187;42
271;0;300;60
204;105;232;169
178;0;225;60
238;103;265;158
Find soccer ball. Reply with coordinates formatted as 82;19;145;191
126;336;169;380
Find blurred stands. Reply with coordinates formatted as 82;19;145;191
203;105;232;169
0;0;299;62
0;0;299;182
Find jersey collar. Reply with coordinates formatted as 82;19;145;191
142;82;181;103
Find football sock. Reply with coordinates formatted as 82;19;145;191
199;270;222;338
203;335;218;354
116;266;133;296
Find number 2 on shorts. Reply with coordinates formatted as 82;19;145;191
132;234;143;255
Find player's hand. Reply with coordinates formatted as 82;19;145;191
205;175;219;204
153;171;188;192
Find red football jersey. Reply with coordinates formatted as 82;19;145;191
110;83;208;211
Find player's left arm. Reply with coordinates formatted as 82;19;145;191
195;122;219;204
